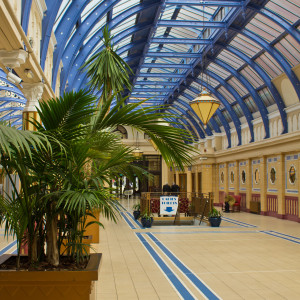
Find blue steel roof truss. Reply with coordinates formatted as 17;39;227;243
38;0;300;147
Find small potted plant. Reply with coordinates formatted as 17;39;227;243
208;207;222;227
140;209;153;228
133;203;141;219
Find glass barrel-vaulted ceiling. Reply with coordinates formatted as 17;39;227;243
40;0;300;148
0;69;26;129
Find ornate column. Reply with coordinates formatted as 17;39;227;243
22;82;44;130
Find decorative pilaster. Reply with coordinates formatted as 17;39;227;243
277;153;285;217
224;162;228;196
22;82;44;130
246;159;251;211
175;169;179;185
260;156;267;214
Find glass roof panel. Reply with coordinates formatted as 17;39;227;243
81;0;104;22
227;77;248;97
245;14;284;43
232;103;243;118
185;89;198;98
244;96;258;113
217;50;244;69
254;52;283;78
54;0;71;31
113;0;140;18
258;87;276;107
239;66;264;88
273;35;300;67
213;115;222;127
197;73;219;88
266;0;300;24
217;86;235;104
229;34;262;57
83;15;106;45
207;62;231;80
222;110;232;123
111;15;136;36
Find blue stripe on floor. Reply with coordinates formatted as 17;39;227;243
120;212;137;230
222;217;256;228
269;230;300;241
118;202;127;211
147;233;220;300
136;233;195;300
260;231;300;245
0;240;17;255
126;212;143;229
151;230;258;234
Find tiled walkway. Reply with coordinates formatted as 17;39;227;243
1;199;300;299
94;199;300;300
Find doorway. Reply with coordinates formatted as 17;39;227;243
179;174;187;194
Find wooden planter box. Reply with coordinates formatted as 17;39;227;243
0;253;101;300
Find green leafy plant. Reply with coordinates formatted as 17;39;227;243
81;26;133;104
208;207;222;218
133;203;140;211
141;209;153;220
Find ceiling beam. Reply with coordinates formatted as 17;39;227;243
147;52;200;58
157;20;227;28
133;88;174;92
165;0;245;6
151;38;212;44
142;63;191;69
138;73;185;78
135;81;178;85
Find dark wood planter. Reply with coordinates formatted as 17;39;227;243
209;217;222;227
133;210;140;220
141;217;153;228
0;253;102;300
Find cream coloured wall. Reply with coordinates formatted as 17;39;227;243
11;0;22;24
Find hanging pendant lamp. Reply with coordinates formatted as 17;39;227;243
189;88;220;127
189;3;220;128
132;132;143;159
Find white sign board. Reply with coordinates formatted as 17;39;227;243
160;196;178;215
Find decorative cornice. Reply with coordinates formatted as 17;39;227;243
0;50;27;68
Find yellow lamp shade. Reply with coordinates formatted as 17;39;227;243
189;88;220;126
132;147;143;158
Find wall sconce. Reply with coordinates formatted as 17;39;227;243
24;69;34;79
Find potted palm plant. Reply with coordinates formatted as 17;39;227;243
141;209;153;228
133;203;141;220
0;26;198;300
208;207;222;227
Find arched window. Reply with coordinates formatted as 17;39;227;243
115;125;128;139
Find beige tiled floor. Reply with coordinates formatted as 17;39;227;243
92;199;300;299
0;199;300;299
